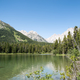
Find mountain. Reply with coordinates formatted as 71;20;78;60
0;20;74;44
19;30;47;42
0;20;33;43
46;28;74;43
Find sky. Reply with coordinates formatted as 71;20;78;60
0;0;80;39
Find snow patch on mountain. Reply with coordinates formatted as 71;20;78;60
19;30;47;42
46;28;74;43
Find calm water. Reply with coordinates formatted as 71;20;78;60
0;54;71;80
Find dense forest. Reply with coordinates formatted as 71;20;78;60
0;26;80;54
0;42;53;53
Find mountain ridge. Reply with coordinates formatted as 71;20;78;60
19;30;47;42
0;20;75;43
19;28;74;43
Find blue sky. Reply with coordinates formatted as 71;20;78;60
0;0;80;38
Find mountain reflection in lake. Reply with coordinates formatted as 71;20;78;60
0;54;71;80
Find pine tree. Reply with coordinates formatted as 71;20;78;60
54;39;58;49
62;35;68;54
67;31;73;50
58;38;62;54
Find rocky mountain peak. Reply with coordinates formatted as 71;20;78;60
19;30;47;42
28;30;38;35
46;28;74;43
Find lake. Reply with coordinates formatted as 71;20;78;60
0;54;71;80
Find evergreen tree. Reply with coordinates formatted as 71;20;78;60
62;35;68;54
11;44;17;53
58;38;62;54
67;31;73;50
54;39;58;49
73;26;80;51
5;42;10;53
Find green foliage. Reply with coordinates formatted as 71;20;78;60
60;72;66;80
13;31;28;42
52;49;58;55
60;53;80;80
6;27;10;31
67;48;79;56
27;66;75;80
77;72;80;80
67;31;73;50
0;29;15;42
26;67;54;80
54;39;58;49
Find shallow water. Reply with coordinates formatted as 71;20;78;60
0;54;71;80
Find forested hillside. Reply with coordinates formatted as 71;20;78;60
0;20;33;43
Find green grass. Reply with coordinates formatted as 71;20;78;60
56;54;66;56
0;53;25;55
0;52;64;55
0;53;7;54
0;53;52;55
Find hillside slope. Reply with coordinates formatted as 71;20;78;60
0;20;33;43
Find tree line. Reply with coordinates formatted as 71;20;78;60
0;42;54;53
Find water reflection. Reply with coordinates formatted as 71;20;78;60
0;54;70;80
